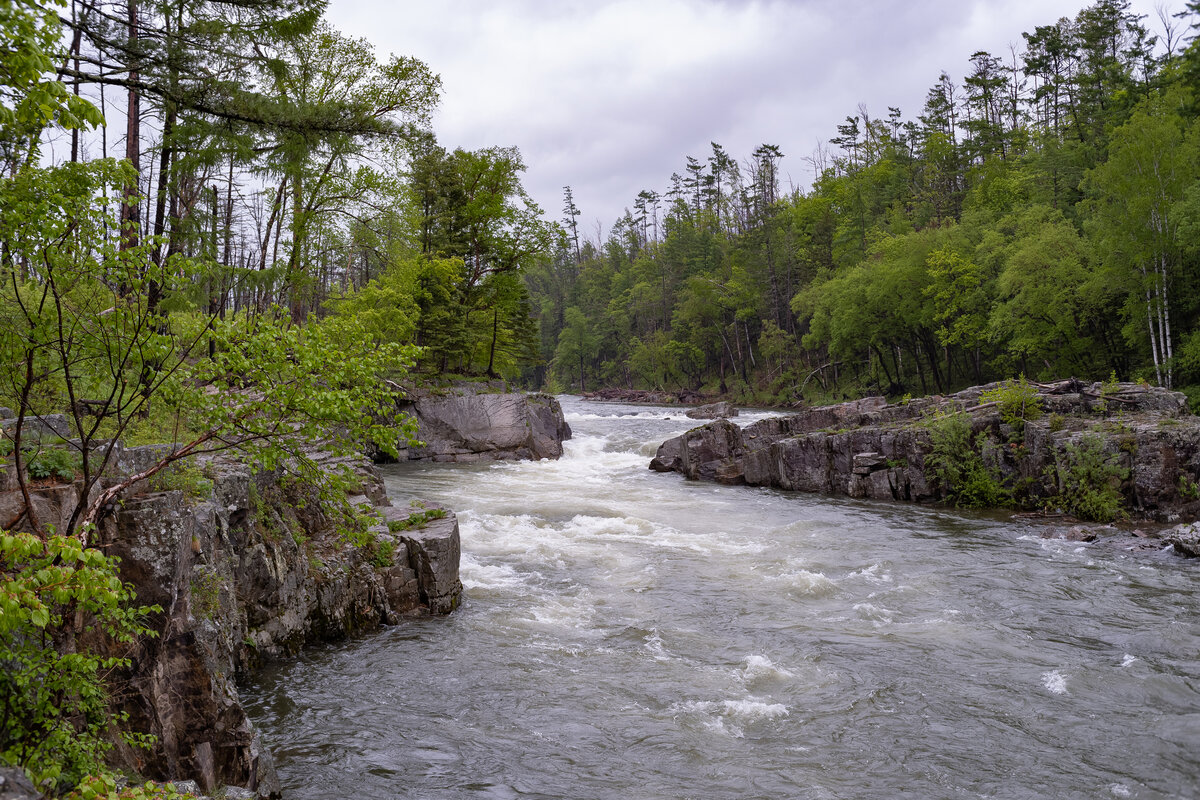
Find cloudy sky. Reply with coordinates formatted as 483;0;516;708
325;0;1177;238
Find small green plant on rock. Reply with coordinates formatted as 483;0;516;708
189;569;223;620
923;412;1010;509
387;507;448;532
1178;474;1200;501
26;447;81;481
1045;434;1129;522
371;537;397;567
147;461;212;499
1097;370;1120;413
981;376;1042;440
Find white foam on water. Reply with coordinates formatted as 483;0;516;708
564;410;681;422
740;655;796;686
1121;654;1138;668
853;602;896;624
778;569;838;596
460;557;529;593
527;593;598;632
1109;784;1132;797
1042;670;1069;695
643;631;673;662
848;563;893;584
720;698;790;723
673;698;790;739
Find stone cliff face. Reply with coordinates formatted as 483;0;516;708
0;435;461;798
393;388;572;463
93;457;461;797
651;382;1200;522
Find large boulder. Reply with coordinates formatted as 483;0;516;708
686;401;738;420
399;391;571;462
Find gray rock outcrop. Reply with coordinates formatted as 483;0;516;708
0;445;462;799
686;401;738;420
0;769;39;800
1164;522;1200;556
395;389;571;462
651;381;1200;522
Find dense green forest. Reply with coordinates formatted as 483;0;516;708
0;0;563;545
532;0;1200;407
5;0;1200;431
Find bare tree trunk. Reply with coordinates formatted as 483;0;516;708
1144;269;1163;386
119;0;140;254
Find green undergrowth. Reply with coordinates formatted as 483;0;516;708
922;411;1010;509
0;532;160;795
388;507;448;532
1044;434;1129;522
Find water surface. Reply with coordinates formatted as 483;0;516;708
243;397;1200;799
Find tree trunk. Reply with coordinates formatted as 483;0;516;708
120;0;140;254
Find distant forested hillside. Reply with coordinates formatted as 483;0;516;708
530;0;1200;407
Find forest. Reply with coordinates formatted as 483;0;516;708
2;0;1199;445
534;0;1200;408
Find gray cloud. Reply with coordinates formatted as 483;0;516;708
326;0;1172;237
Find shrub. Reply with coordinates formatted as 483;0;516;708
923;412;1010;509
26;447;80;481
0;532;159;793
981;376;1042;438
1046;434;1129;522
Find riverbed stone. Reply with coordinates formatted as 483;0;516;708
1164;522;1200;556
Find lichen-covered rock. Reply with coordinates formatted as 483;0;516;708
396;391;572;462
0;769;38;800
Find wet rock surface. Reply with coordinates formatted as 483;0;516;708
1164;522;1200;556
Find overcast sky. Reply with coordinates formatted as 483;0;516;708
324;0;1177;239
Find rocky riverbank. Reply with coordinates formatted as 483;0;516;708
89;453;460;798
651;380;1200;529
581;387;709;405
1;415;469;797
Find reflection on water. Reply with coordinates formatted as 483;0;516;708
243;397;1200;800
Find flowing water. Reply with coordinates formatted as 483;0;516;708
243;397;1200;800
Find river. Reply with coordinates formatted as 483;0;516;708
242;396;1200;800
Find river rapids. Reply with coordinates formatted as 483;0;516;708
243;396;1200;800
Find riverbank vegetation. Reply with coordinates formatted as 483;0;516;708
531;1;1200;410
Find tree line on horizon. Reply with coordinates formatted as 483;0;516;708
532;0;1200;408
